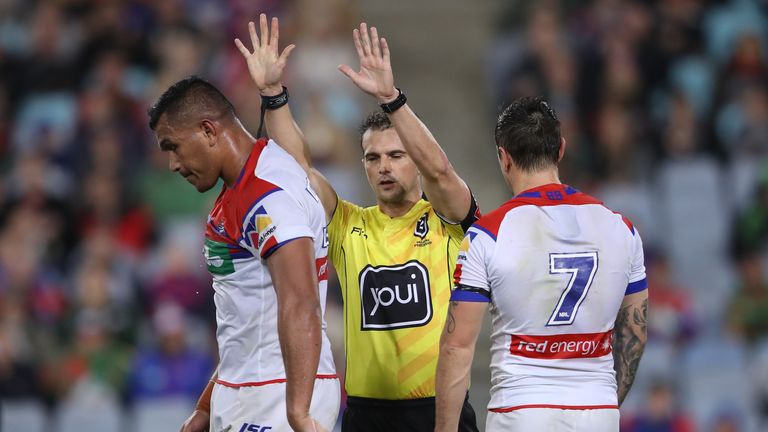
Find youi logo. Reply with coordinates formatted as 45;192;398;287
359;260;432;330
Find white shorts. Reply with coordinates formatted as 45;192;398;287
486;407;619;432
210;377;340;432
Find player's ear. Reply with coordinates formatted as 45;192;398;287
557;137;567;162
200;119;217;146
497;146;512;174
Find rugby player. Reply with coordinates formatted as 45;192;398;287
148;77;339;432
435;97;648;431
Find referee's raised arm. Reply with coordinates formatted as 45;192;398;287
338;23;474;223
235;13;338;222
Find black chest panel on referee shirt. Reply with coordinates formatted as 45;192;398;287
359;260;432;331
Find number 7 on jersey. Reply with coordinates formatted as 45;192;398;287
547;252;598;326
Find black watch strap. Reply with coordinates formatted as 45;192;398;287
379;88;407;114
261;86;289;110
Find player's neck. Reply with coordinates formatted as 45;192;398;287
510;169;561;196
221;125;257;187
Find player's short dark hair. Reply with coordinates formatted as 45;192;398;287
148;76;235;130
495;96;562;171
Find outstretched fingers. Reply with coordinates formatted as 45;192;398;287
370;26;381;58
270;16;279;49
352;28;365;60
337;64;357;80
234;38;250;56
359;22;372;56
259;13;269;48
247;21;258;51
279;44;296;65
380;37;390;62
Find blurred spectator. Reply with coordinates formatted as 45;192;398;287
731;169;768;257
128;302;212;402
0;204;68;327
708;409;740;432
646;252;697;346
77;172;154;258
46;311;132;403
622;379;696;432
0;295;39;399
715;84;768;165
727;251;768;343
142;241;211;318
592;100;649;181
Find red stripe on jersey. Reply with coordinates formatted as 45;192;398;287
509;330;613;359
316;256;328;281
207;140;285;251
215;374;339;388
260;236;278;258
233;138;268;188
206;139;278;244
453;263;463;285
236;139;281;208
619;213;635;234
490;404;618;413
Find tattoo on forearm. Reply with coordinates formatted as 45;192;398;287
612;298;647;405
447;301;458;334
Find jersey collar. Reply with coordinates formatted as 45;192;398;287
514;183;579;199
232;138;269;189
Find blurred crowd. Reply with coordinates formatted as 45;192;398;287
1;0;768;431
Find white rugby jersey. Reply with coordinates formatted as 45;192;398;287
452;183;646;411
203;138;336;387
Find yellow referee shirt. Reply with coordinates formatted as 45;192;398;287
328;197;473;400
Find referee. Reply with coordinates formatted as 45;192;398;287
235;15;479;431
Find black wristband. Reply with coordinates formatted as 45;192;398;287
379;88;407;114
261;86;289;110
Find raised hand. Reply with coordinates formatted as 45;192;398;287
235;13;295;96
338;23;398;102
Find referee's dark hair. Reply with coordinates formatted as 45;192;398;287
495;96;562;172
148;76;235;130
358;111;393;149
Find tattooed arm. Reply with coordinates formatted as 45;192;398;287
435;300;487;431
612;290;648;405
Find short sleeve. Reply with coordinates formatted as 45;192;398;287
435;193;481;244
240;188;314;259
451;226;494;303
625;228;647;295
327;198;359;264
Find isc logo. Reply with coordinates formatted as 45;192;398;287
239;423;272;432
359;260;432;330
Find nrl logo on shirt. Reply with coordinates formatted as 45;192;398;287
413;213;431;247
414;212;429;237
